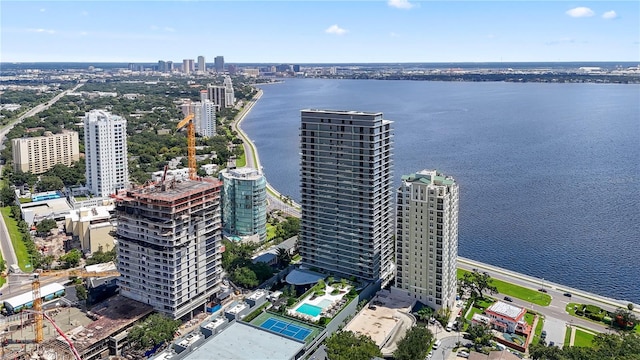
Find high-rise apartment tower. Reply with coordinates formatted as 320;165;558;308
299;109;395;285
214;56;224;72
84;110;129;197
115;179;223;319
395;169;459;310
219;167;267;242
12;131;79;174
197;56;206;72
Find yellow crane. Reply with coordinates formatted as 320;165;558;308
176;113;197;180
31;269;121;343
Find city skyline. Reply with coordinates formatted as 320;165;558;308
1;1;638;63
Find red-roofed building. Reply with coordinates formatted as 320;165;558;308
483;301;527;333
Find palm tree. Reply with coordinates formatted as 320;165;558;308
275;247;291;267
417;307;434;323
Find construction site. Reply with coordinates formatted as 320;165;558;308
1;295;153;360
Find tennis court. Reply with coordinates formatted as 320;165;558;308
259;317;313;341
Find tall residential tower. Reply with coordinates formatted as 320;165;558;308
115;179;223;319
395;170;459;310
219;168;267;242
84;110;129;197
299;109;394;285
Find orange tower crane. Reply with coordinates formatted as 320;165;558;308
176;113;197;180
31;269;121;343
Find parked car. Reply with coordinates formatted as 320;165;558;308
541;330;547;339
549;341;555;347
563;292;572;297
504;296;513;302
538;288;548;293
457;351;470;358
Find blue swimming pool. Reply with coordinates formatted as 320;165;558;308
296;303;323;317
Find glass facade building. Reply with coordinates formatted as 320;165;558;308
220;168;267;242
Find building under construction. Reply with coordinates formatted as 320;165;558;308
115;178;223;319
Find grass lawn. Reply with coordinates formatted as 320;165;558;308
236;151;246;167
291;254;302;263
266;223;277;240
573;329;595;347
0;207;31;272
466;306;483;321
531;316;545;344
564;327;572;347
566;303;640;335
457;269;551;306
524;312;535;326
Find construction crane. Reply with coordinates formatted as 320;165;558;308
176;113;197;180
24;309;83;360
31;269;121;343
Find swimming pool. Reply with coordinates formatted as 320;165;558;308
296;303;323;317
318;299;333;308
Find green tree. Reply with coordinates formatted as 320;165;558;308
231;266;259;288
59;249;82;268
417;306;434;323
0;186;15;207
458;269;498;300
85;246;117;265
393;326;434;360
41;255;55;270
325;331;382;360
128;314;181;350
275;247;291;267
467;323;493;348
37;176;64;192
75;284;88;301
36;219;57;236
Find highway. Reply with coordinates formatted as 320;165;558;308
0;82;84;284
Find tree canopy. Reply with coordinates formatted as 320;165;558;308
325;331;382;360
393;326;434;360
36;219;57;235
458;269;498;299
529;332;640;360
127;314;181;350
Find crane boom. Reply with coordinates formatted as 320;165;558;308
176;113;197;180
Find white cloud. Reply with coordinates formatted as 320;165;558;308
79;31;88;36
150;25;159;30
163;27;176;32
81;11;89;16
325;24;347;36
566;7;594;18
602;10;617;20
28;28;56;34
39;8;45;12
390;32;399;38
545;37;576;46
388;0;414;10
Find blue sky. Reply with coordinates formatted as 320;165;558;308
1;1;638;63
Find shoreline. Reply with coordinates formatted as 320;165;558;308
234;85;639;309
232;88;301;212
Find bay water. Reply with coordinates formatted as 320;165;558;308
242;78;640;303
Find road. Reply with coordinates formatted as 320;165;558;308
232;89;301;218
458;256;632;347
0;82;84;277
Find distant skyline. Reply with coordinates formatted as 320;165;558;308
1;1;638;63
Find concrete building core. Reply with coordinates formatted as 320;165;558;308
115;179;223;319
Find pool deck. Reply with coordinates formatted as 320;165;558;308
288;285;351;321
